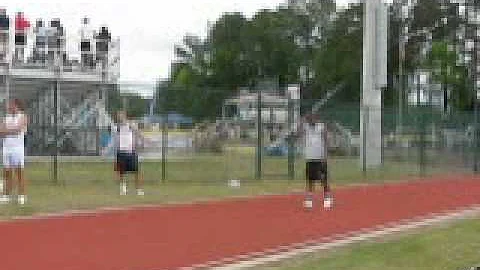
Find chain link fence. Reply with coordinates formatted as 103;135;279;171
15;91;478;188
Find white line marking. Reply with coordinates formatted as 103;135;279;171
182;205;480;270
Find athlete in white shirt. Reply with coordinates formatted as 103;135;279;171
297;114;332;209
0;99;28;205
107;111;144;196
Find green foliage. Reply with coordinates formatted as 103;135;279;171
107;86;150;119
159;0;474;121
424;40;471;110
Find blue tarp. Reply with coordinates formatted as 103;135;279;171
143;113;193;125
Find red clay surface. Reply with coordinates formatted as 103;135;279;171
1;175;480;270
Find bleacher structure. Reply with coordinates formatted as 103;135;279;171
0;14;119;156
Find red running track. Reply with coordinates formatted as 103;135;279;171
1;175;480;270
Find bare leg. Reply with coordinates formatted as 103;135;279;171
4;169;12;195
322;179;331;197
16;168;26;195
306;179;314;194
134;172;143;190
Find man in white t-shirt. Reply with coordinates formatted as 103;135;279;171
0;99;28;205
297;114;332;209
107;111;144;196
80;17;94;69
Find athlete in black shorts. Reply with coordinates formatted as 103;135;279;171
299;114;333;209
110;111;144;196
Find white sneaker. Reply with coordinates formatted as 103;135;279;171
136;189;144;196
18;195;27;205
120;183;127;196
304;199;313;209
0;195;10;204
324;197;333;209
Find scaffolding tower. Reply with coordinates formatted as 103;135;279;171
0;15;120;156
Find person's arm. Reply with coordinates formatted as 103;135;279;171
291;117;305;139
132;125;145;149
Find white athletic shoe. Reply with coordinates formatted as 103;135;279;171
136;189;144;196
304;199;313;209
120;183;127;196
18;195;27;205
323;196;333;209
0;195;10;204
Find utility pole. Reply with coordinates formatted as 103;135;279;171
361;0;387;168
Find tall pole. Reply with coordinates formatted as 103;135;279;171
53;57;59;185
361;0;386;168
397;0;406;137
255;44;262;180
472;2;479;173
398;30;405;136
287;96;295;180
256;80;262;180
161;88;167;183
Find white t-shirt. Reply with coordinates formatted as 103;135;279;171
304;122;327;160
3;113;27;152
80;25;94;42
36;27;48;38
114;123;135;152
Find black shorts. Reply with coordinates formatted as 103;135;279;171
115;151;138;174
15;34;26;45
306;160;327;182
81;41;91;52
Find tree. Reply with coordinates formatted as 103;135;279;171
311;3;363;103
425;40;471;110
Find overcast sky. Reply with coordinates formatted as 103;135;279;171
5;0;356;84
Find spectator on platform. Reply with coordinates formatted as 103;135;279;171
33;19;47;64
0;9;9;62
14;12;30;63
47;18;64;66
95;26;111;69
80;17;94;69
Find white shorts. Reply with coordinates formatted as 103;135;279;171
3;150;25;168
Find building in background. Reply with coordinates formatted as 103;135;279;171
407;70;444;108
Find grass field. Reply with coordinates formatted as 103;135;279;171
259;217;480;270
0;153;464;219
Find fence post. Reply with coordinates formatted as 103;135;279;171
256;87;262;180
161;91;168;183
52;69;59;185
419;111;426;177
474;101;479;173
287;96;295;181
362;106;369;178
